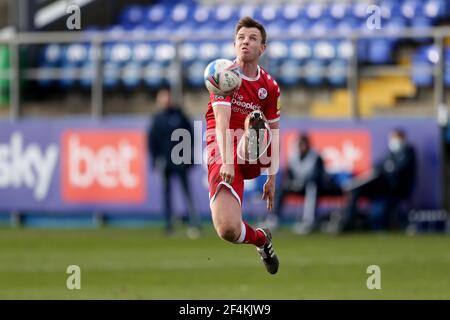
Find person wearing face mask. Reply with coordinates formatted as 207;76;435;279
330;128;417;233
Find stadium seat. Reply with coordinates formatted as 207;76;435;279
179;41;199;65
278;59;302;87
132;42;153;65
221;41;235;61
290;40;313;61
197;41;221;62
59;63;78;89
143;61;166;89
411;46;435;87
103;61;121;89
153;41;176;66
80;62;93;88
64;43;89;66
144;4;170;28
367;38;395;64
280;3;304;22
313;40;337;62
119;5;145;27
185;61;207;88
303;59;327;86
122;62;142;89
329;2;352;20
109;42;132;65
41;44;62;66
327;59;348;87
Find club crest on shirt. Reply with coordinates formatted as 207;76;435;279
258;88;268;100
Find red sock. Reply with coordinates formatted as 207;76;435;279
237;222;267;247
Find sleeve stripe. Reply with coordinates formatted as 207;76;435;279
212;101;231;107
267;117;280;124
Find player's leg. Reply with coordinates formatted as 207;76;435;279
210;186;266;247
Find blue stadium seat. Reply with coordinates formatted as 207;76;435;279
278;59;302;87
122;62;142;89
180;41;199;65
119;5;145;27
109;42;132;65
238;4;257;19
303;59;327;86
64;43;88;66
267;40;289;65
310;18;336;36
221;41;235;61
132;42;153;65
254;4;281;25
367;38;395;64
305;2;328;21
41;44;63;66
280;3;304;22
153;41;176;66
185;61;207;88
197;41;221;62
336;40;355;61
59;63;78;89
329;2;352;20
423;0;447;20
287;19;312;36
327;59;348;87
265;19;289;37
103;61;121;89
143;62;166;89
313;40;337;62
336;17;361;35
80;62;93;88
411;46;435;87
168;2;195;26
144;4;170;28
213;4;238;24
401;0;423;21
289;40;313;61
36;63;55;88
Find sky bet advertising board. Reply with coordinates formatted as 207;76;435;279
0;117;442;216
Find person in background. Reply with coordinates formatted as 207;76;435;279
148;85;201;238
265;133;341;234
333;128;417;232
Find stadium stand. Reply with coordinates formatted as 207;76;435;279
33;0;450;96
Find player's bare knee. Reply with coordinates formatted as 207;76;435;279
216;225;240;242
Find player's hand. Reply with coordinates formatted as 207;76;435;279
262;177;275;211
220;164;235;184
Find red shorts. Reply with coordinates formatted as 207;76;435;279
207;135;271;207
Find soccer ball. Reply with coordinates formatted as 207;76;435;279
204;58;242;95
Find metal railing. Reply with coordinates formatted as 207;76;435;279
0;26;449;123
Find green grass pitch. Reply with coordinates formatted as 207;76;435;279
0;226;449;299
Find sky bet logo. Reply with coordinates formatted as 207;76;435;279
0;132;58;201
62;130;146;203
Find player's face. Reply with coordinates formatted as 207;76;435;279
234;27;266;62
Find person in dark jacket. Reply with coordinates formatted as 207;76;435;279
264;133;341;234
335;128;417;232
148;86;201;238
